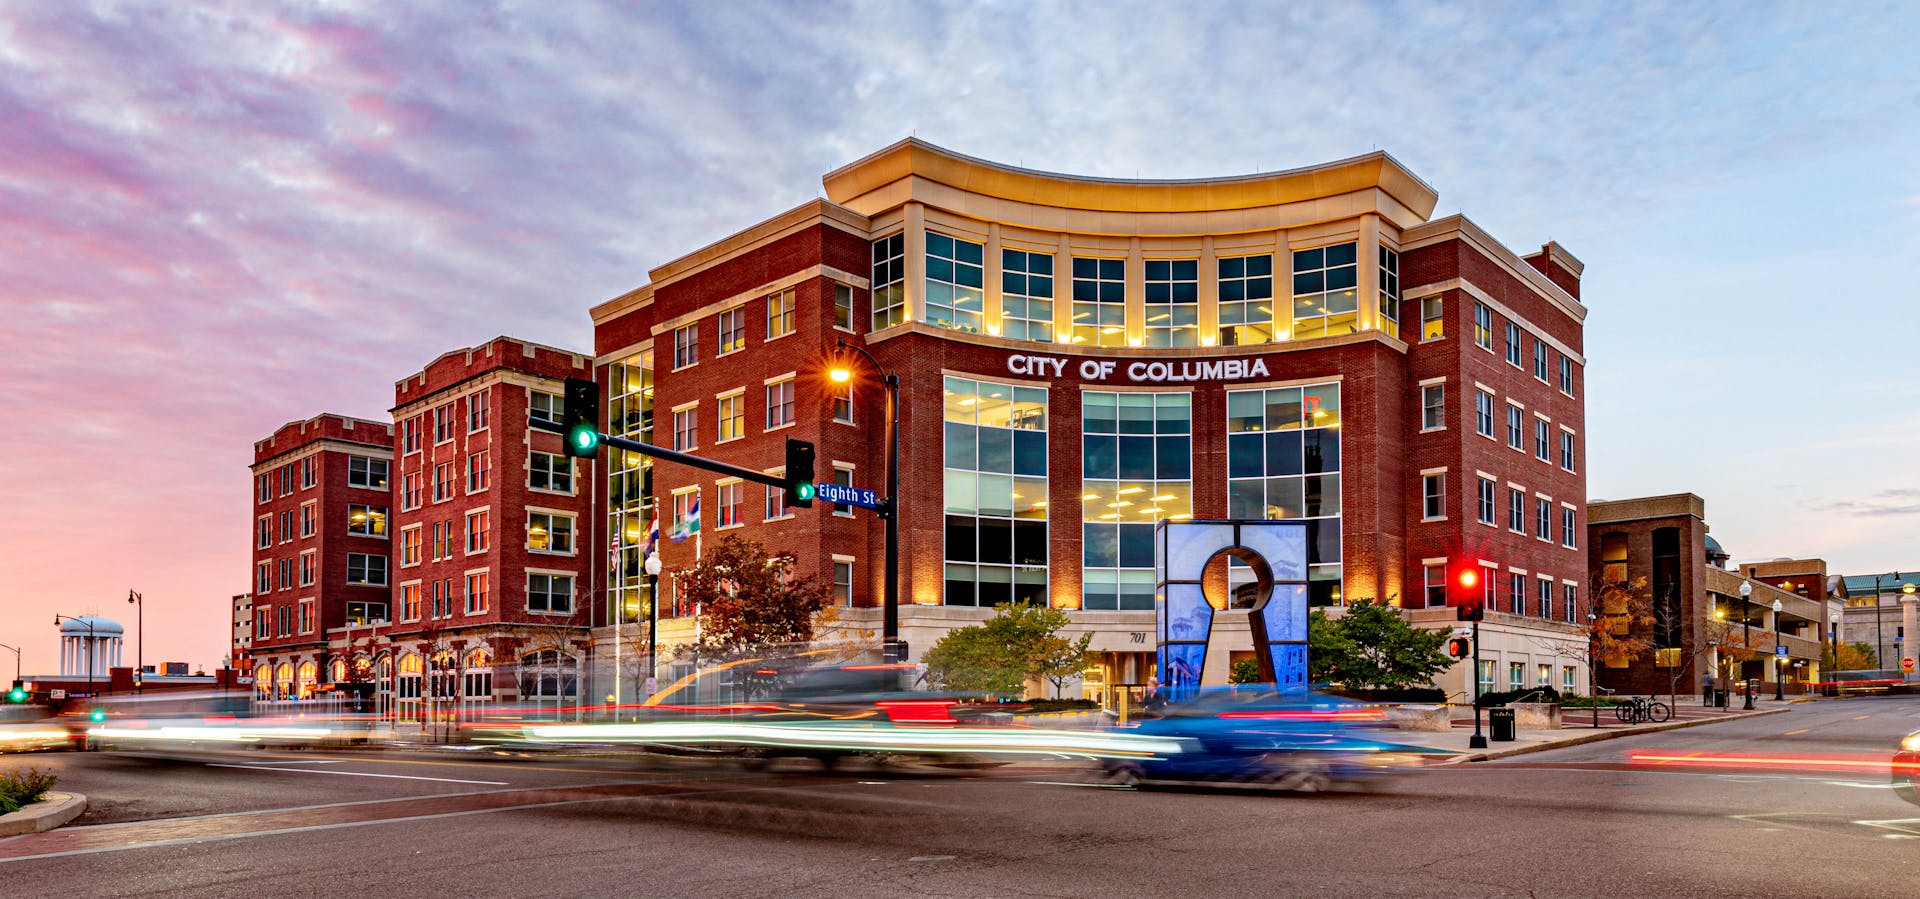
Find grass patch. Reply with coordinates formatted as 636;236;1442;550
0;767;58;814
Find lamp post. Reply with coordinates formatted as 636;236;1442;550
1740;582;1754;709
1877;571;1902;673
645;552;663;698
0;642;19;685
830;340;903;662
128;590;143;693
1772;598;1785;701
1903;581;1917;679
1587;611;1599;729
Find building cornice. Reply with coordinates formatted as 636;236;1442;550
1402;215;1587;324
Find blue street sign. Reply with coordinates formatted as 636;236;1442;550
815;482;880;510
1775;644;1788;658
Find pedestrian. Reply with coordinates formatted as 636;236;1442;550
1141;676;1167;718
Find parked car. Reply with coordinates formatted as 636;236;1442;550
1105;686;1446;791
1895;729;1920;807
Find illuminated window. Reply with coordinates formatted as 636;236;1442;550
1143;259;1199;347
465;572;490;615
1474;302;1492;349
717;392;744;442
400;527;421;566
832;465;855;518
1071;257;1126;347
1225;383;1342;606
1377;246;1400;339
946;377;1049;606
1421;297;1443;341
924;233;984;333
299;551;314;587
466;509;489;554
765;468;790;520
466;450;489;492
468;388;490;433
717;481;743;528
527;512;574;554
717;307;745;355
1001;248;1054;343
401;583;421;621
832;380;854;424
1217;254;1274;345
1291;243;1359;340
766;288;795;339
871;233;906;331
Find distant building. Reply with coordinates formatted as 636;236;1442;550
247;414;394;700
230;593;252;673
1588;494;1826;697
57;616;123;679
1836;571;1918;672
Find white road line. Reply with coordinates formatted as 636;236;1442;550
207;764;507;785
238;760;350;766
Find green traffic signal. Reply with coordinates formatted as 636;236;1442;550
568;424;601;455
6;687;25;703
561;377;602;459
796;482;816;503
89;708;106;723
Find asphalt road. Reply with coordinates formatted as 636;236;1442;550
4;695;1917;897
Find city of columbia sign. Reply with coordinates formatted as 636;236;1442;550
1005;354;1271;383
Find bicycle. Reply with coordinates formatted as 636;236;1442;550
1613;695;1672;724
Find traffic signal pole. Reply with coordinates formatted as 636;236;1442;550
531;419;792;492
1469;617;1488;750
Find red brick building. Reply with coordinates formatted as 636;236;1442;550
247;414;393;700
591;139;1594;699
376;337;600;719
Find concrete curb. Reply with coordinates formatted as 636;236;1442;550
1443;707;1791;764
0;791;87;837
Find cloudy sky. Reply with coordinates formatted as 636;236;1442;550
2;1;1916;674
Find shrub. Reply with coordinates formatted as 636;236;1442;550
0;767;57;813
1013;698;1099;715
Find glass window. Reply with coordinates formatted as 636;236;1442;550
1422;297;1443;341
467;388;491;433
832;467;855;518
1217;254;1274;346
1000;248;1054;343
718;393;744;442
1560;355;1574;395
1143;258;1199;347
1509;573;1525;613
347;553;387;586
717;307;745;355
832;380;854;424
1422;384;1445;430
348;456;388;490
347;504;387;537
1422;474;1444;520
946;377;1048;605
833;560;853;606
1507;405;1523;449
766;288;795;338
465;572;490;615
1509;662;1526;690
717;482;743;527
1536;499;1550;539
1226;383;1341;606
528;451;573;493
1562;508;1577;548
1535;419;1550;461
528;513;574;554
1477;478;1496;525
1533;340;1549;381
401;527;421;566
765;468;789;520
673;323;698;369
1424;563;1446;607
1563;664;1577;690
1509;488;1525;533
924;232;985;333
529;392;562;426
1291;242;1358;340
1377;246;1400;339
1071;257;1126;347
1565;585;1578;622
1538;580;1553;619
1505;322;1522;366
673;407;696;452
467;450;489;492
1475;390;1494;437
833;284;853;331
466;509;489;554
765;379;795;429
871;233;906;331
1474;302;1492;349
528;574;573;613
1561;431;1576;472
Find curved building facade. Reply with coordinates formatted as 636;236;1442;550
593;139;1592;698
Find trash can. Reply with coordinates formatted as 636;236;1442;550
1488;707;1516;742
1715;689;1728;708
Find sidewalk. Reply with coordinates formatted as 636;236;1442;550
1390;696;1815;762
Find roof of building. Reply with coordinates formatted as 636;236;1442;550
1840;571;1920;596
1704;533;1727;558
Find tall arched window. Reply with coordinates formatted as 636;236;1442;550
295;661;318;699
463;648;493;700
254;662;272;697
396;653;423;700
518;650;578;701
275;662;294;700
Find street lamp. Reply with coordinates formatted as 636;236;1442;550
830;339;903;662
645;551;663;698
53;615;98;695
1587;611;1599;729
1772;598;1785;701
0;642;19;685
127;590;143;693
1740;582;1754;710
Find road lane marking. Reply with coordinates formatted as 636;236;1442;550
1854;715;1871;720
207;764;507;785
1784;729;1809;735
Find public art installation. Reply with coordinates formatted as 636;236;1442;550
1156;520;1310;699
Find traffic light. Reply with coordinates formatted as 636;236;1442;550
89;708;106;723
784;438;816;508
7;683;25;703
1447;636;1471;659
562;377;601;458
1453;563;1485;622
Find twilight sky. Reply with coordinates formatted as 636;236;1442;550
2;1;1917;675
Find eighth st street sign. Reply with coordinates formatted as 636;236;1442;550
815;482;880;509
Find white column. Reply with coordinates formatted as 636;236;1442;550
1902;597;1918;681
59;639;68;676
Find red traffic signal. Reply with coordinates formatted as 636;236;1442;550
1447;636;1471;659
1453;563;1485;621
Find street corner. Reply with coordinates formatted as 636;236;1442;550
0;791;87;838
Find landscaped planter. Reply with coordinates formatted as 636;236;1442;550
0;791;87;837
1507;702;1563;730
1385;704;1452;732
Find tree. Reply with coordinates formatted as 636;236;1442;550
1307;599;1452;689
921;601;1092;698
1822;641;1877;671
675;535;833;659
1228;657;1262;685
1583;576;1658;672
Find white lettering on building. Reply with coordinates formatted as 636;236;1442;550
1008;354;1268;383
